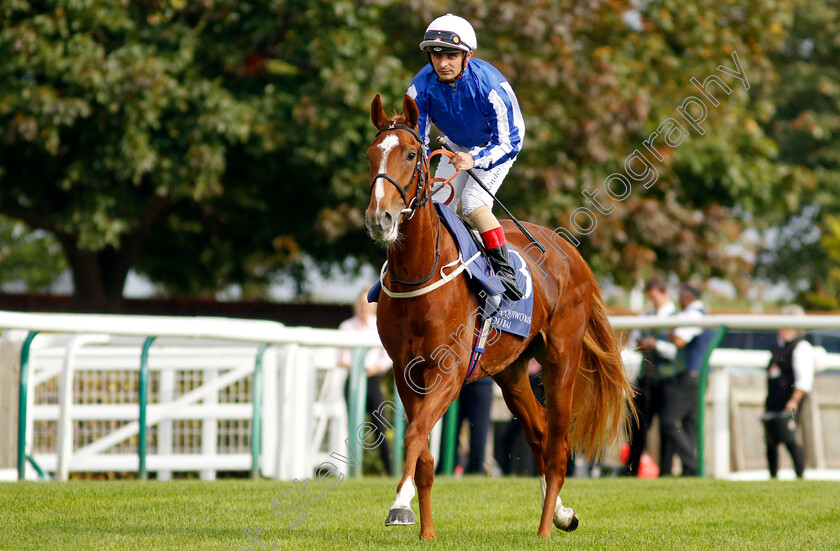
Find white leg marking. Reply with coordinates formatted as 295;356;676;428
390;475;416;510
375;135;400;212
539;474;576;528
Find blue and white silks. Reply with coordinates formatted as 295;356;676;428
406;58;525;171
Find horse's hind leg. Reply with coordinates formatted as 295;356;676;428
492;356;548;477
537;331;583;537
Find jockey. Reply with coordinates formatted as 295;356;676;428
407;14;526;301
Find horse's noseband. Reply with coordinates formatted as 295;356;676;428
370;123;430;212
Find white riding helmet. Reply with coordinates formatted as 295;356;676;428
419;14;477;53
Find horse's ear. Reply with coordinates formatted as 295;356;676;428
371;94;389;129
403;94;419;129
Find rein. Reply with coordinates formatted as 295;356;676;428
389;215;441;286
371;120;490;382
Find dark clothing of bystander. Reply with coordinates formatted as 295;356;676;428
456;378;494;474
626;376;664;475
764;336;813;478
625;300;676;476
659;299;709;476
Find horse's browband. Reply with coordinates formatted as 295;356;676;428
375;122;424;145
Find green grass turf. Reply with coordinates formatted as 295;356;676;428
1;476;838;550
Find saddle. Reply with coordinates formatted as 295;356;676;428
369;203;534;339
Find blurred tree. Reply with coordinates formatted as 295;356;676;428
816;214;840;310
0;0;831;310
0;0;408;309
755;0;840;309
134;0;412;300
500;0;798;288
0;1;259;310
377;0;801;289
0;216;67;291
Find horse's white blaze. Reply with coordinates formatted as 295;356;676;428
390;475;416;510
539;474;576;527
374;134;400;213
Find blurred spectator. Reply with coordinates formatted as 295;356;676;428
338;288;393;475
497;359;543;475
763;304;814;479
623;275;675;476
659;281;708;476
454;377;494;475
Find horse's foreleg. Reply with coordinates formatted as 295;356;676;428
387;368;461;541
386;387;421;528
415;447;436;539
538;416;577;537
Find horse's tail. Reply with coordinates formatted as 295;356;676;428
569;275;637;461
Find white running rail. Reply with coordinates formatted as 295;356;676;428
2;310;839;481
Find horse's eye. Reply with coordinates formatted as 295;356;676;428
407;151;416;161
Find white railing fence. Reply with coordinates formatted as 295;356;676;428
2;310;839;481
24;336;270;480
2;312;382;482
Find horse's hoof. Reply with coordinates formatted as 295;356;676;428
385;507;415;526
552;506;578;531
561;513;579;532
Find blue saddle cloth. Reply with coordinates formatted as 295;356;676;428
369;203;534;339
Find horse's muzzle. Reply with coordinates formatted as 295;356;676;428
366;210;398;242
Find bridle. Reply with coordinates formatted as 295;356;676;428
369;122;441;286
370;122;432;213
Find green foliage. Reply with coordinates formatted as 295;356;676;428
0;216;66;290
756;0;840;308
468;0;799;286
0;0;837;307
0;1;411;306
0;1;264;308
806;213;840;310
135;0;413;298
0;1;255;243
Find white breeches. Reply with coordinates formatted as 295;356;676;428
431;141;514;217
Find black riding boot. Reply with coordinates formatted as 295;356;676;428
486;244;524;301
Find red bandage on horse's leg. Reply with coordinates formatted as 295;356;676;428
480;227;506;250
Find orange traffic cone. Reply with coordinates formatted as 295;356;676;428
619;443;660;478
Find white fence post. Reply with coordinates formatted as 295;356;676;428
261;346;279;479
157;365;175;481
201;368;218;481
56;334;109;481
712;365;731;479
309;349;348;475
276;345;315;480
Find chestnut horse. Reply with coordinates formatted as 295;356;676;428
364;94;634;540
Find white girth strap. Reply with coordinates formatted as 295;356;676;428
379;252;481;299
